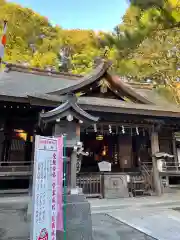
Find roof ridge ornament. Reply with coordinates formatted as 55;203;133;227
67;92;77;103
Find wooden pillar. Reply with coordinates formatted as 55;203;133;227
29;127;36;196
172;133;178;170
151;130;162;196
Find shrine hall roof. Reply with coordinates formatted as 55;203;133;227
0;63;79;98
0;61;158;103
0;60;180;118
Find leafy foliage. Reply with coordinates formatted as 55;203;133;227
0;0;179;103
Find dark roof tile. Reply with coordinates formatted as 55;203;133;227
0;69;76;97
78;97;180;117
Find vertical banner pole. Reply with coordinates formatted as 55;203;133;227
56;136;64;231
63;135;67;240
31;135;61;240
30;135;39;240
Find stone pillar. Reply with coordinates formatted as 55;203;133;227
53;123;93;240
70;150;77;191
151;130;162;196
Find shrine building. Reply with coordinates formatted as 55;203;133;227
0;59;180;198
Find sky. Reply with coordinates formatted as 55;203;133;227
8;0;129;31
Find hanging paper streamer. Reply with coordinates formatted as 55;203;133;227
136;127;139;135
93;124;97;132
122;125;125;134
108;125;112;134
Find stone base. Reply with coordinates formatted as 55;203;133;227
57;194;93;240
27;193;93;240
104;173;129;199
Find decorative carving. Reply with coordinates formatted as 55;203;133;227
73;142;89;173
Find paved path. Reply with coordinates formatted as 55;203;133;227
89;192;180;213
0;208;29;240
0;194;180;239
108;208;180;240
92;213;155;240
90;193;180;240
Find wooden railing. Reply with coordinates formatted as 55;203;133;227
162;161;180;172
76;173;103;198
129;174;146;196
141;162;154;193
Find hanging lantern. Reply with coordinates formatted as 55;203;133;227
96;135;103;141
102;146;108;156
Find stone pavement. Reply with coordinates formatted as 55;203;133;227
0;193;180;239
90;192;180;240
89;192;180;213
92;213;155;240
108;208;180;240
0;210;29;240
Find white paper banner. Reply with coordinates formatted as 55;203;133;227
31;136;58;240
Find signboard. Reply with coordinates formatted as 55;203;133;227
56;136;64;231
31;135;63;240
98;161;111;172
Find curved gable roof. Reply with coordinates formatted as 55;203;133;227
48;60;111;95
0;60;175;111
46;60;153;104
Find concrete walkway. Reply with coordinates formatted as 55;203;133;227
92;213;155;240
89;193;180;240
1;194;180;240
108;208;180;240
89;192;180;213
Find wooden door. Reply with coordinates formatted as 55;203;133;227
118;135;132;170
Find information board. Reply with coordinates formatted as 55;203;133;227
31;135;63;240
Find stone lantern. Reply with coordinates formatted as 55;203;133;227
39;93;99;240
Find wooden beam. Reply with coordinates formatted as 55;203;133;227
151;130;162;196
